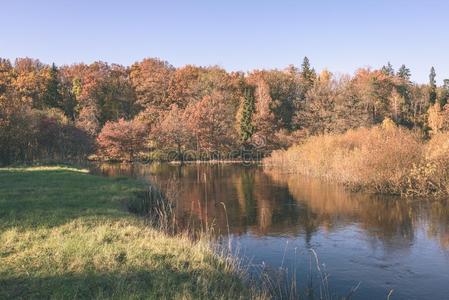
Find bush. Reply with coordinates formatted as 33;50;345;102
0;108;93;165
265;120;448;196
406;132;449;196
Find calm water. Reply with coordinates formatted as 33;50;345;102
95;163;449;300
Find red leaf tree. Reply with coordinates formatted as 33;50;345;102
97;118;148;161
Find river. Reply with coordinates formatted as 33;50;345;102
93;163;449;299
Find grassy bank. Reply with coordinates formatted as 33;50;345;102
265;120;449;196
0;166;263;299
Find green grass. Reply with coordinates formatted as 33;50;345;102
0;166;263;299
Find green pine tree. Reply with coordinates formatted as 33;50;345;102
381;62;394;76
239;87;255;143
301;56;316;88
43;63;62;108
439;79;449;107
429;67;437;105
397;64;411;81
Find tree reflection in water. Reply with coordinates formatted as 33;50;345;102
94;163;449;251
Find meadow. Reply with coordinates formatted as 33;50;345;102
0;166;265;299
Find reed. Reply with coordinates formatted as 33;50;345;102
265;121;449;197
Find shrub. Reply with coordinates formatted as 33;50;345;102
406;132;449;196
0;107;92;165
265;120;427;194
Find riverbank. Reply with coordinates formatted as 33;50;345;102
0;166;265;299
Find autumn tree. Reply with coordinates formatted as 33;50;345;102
98;64;137;123
63;63;103;134
76;105;100;136
389;89;406;123
129;58;174;109
62;62;137;134
428;103;449;134
265;69;300;130
167;65;203;108
12;58;47;108
185;91;238;152
296;71;337;134
97;118;148;161
334;75;372;131
152;104;193;160
0;59;13;96
250;76;277;149
353;69;395;123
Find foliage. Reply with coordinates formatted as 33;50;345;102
427;103;449;134
238;87;256;143
0;101;92;165
1;56;449;163
381;62;394;76
265;122;449;196
185;91;238;152
96;118;148;161
397;64;411;81
429;66;437;105
152;104;193;158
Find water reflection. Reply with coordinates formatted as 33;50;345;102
95;163;449;250
94;163;449;299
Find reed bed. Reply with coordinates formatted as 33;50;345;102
265;121;449;197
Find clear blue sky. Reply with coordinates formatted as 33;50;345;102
1;0;448;83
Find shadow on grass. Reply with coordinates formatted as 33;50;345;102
0;168;144;230
0;267;245;299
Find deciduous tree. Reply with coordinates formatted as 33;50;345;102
97;118;148;161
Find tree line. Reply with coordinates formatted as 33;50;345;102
1;56;448;164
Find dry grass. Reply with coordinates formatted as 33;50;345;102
265;121;449;196
406;132;449;197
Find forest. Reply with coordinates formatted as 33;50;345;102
1;56;448;165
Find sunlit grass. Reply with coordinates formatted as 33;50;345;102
0;167;264;299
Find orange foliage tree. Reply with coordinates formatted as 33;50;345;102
96;118;148;161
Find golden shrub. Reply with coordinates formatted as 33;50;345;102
265;124;423;194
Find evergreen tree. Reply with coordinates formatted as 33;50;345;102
239;87;255;143
429;67;437;105
300;56;315;88
381;62;394;76
439;79;449;107
396;65;412;107
43;63;62;108
397;64;411;81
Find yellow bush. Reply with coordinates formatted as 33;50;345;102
406;132;449;196
265;124;424;194
266;125;449;196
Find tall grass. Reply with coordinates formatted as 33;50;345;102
406;132;449;197
265;121;449;197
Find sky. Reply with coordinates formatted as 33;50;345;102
1;0;448;83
